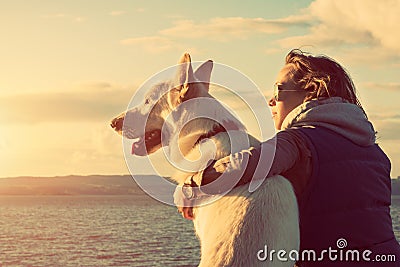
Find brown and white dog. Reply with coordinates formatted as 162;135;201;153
111;53;299;266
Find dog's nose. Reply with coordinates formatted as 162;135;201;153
110;116;124;131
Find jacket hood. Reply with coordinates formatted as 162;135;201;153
281;97;376;146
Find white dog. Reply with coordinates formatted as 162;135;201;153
111;53;299;266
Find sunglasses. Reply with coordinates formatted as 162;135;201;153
273;83;304;101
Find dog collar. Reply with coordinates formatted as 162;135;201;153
195;121;240;145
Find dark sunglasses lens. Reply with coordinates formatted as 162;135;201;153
273;84;280;101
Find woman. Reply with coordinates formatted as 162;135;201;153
178;49;400;266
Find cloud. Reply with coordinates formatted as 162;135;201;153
41;13;66;19
91;125;122;157
375;120;400;141
110;11;126;16
159;16;311;41
368;111;400;141
120;36;199;54
41;13;88;23
276;0;400;63
0;83;135;124
370;113;400;121
157;1;400;62
119;15;311;52
362;82;400;92
119;0;399;61
67;124;122;167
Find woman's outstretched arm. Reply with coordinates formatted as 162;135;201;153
196;129;310;195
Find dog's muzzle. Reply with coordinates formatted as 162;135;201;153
110;116;124;132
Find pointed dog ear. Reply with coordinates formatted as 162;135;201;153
194;60;213;92
174;53;194;104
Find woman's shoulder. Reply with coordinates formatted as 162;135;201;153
276;127;309;144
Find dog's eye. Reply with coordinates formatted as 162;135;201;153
145;99;150;105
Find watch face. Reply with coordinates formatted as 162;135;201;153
182;184;194;199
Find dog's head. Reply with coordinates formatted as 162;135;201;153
110;53;213;156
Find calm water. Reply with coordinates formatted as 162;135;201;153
1;195;399;267
0;196;200;267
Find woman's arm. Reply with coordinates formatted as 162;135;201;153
196;129;308;195
176;129;311;220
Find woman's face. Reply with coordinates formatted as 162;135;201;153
269;64;307;130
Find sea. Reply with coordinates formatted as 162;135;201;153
1;195;399;267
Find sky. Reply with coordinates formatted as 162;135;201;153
0;0;399;178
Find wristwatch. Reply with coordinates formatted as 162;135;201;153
182;183;196;199
182;176;208;200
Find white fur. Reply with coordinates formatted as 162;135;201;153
175;132;299;267
113;54;299;266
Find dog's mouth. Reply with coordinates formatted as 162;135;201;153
132;129;162;156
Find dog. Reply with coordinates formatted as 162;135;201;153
111;53;299;266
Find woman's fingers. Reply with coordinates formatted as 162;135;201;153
177;206;194;220
213;156;230;173
182;207;194;220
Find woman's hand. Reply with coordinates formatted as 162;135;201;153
212;156;231;173
173;184;195;220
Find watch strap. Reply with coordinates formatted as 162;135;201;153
182;175;210;200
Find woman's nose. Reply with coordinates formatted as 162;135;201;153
268;97;276;107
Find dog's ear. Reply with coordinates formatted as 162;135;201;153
172;53;212;106
174;53;194;104
194;60;213;92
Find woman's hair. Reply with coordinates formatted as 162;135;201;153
285;49;366;115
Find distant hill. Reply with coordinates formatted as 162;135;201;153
0;175;175;196
0;175;399;196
